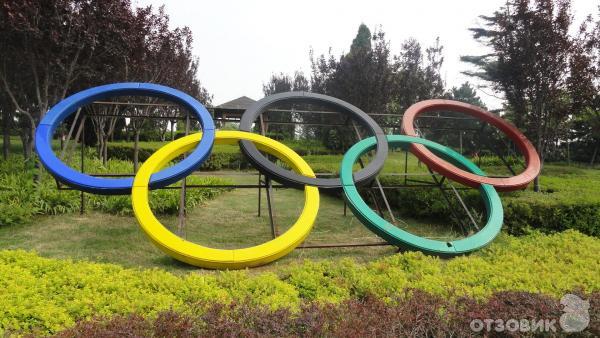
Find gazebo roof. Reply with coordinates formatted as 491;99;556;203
215;96;256;110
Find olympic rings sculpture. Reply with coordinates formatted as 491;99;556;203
35;83;540;269
239;91;388;189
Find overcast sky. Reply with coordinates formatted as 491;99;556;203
135;0;597;110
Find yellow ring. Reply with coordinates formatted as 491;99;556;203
132;130;320;269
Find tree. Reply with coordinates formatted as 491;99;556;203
0;1;211;170
462;0;575;191
448;82;486;107
391;37;446;118
261;71;310;139
81;5;210;170
0;0;135;159
351;23;372;52
309;25;396;149
568;9;600;165
414;82;488;156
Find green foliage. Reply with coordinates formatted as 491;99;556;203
377;162;600;237
471;154;521;167
503;195;600;236
0;230;598;334
106;144;155;163
0;158;81;226
446;81;486;107
0;203;32;227
198;152;250;171
0;155;233;226
350;23;372;53
107;142;249;170
107;139;333;171
376;177;478;221
88;176;232;216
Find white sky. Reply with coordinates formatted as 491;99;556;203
135;0;598;110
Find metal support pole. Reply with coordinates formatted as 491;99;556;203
364;175;385;218
476;122;486;167
426;167;469;235
404;149;409;186
61;108;81;159
446;180;480;232
257;173;262;217
258;113;277;237
66;115;87;164
479;124;517;176
413;119;480;233
351;121;397;224
176;112;190;237
80;116;85;215
265;177;278;238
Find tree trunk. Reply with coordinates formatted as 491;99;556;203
96;129;103;163
20;129;33;160
2;112;10;160
101;136;107;166
29;125;41;183
133;129;140;173
591;144;598;167
19;133;27;158
102;135;108;166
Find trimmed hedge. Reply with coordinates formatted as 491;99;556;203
376;173;600;237
107;144;252;171
503;194;600;236
53;290;599;337
107;138;336;171
0;230;598;334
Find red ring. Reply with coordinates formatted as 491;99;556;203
401;99;541;192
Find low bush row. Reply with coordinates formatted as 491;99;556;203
0;156;232;226
108;144;253;171
107;138;335;171
0;230;598;334
52;290;599;338
376;174;600;237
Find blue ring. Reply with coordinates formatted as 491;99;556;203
35;83;215;194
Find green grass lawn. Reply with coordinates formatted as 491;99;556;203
0;172;462;274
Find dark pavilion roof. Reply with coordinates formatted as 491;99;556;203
215;96;256;110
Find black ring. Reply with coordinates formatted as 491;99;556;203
238;91;388;189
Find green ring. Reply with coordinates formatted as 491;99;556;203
340;135;503;255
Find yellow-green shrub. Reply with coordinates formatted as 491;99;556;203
0;230;598;334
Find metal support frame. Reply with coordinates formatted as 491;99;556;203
413;119;483;235
176;112;190;237
60;108;81;159
54;101;523;251
350;120;397;224
80;115;85;215
426;167;470;235
257;114;278;238
257;173;262;217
